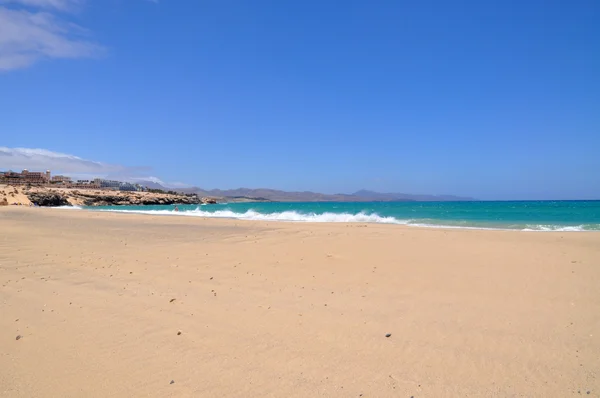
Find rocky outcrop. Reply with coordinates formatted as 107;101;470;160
74;193;204;206
2;184;220;207
27;192;70;207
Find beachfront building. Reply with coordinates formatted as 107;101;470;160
119;182;138;192
0;169;51;185
73;179;101;189
51;175;72;184
22;169;51;184
0;169;147;192
97;179;121;189
94;179;145;192
120;182;146;192
0;171;20;184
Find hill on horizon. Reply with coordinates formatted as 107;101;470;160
161;184;475;202
352;190;474;202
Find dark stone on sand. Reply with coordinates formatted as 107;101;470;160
27;192;70;207
170;298;176;303
16;335;22;340
177;331;182;335
385;333;391;338
170;380;175;385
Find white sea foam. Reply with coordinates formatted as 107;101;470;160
53;205;83;210
92;208;599;231
522;224;589;232
100;208;405;224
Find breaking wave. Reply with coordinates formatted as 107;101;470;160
522;224;595;232
94;207;599;231
99;208;404;224
54;205;83;210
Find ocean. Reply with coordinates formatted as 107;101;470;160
84;200;600;231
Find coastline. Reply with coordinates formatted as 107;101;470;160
83;200;600;232
1;208;599;397
0;184;217;207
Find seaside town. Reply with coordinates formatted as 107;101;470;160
0;168;218;207
0;169;147;192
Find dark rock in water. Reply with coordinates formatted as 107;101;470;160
27;192;70;207
385;333;391;338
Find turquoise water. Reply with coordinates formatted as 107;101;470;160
85;201;600;231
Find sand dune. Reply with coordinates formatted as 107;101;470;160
1;208;598;397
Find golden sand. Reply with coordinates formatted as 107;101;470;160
1;208;599;397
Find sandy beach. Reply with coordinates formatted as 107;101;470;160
1;208;598;397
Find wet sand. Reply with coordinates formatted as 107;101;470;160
1;208;599;397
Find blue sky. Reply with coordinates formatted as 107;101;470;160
1;0;599;199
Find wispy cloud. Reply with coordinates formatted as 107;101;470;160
0;0;82;12
0;0;103;71
0;147;188;188
0;147;134;174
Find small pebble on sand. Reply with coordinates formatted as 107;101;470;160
16;335;22;340
177;331;182;335
169;298;176;303
385;333;391;338
170;380;175;385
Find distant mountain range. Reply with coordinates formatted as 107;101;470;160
133;181;475;202
352;189;474;202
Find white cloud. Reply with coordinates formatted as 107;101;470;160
0;0;103;71
130;176;166;185
0;147;131;174
0;0;82;12
0;147;190;188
